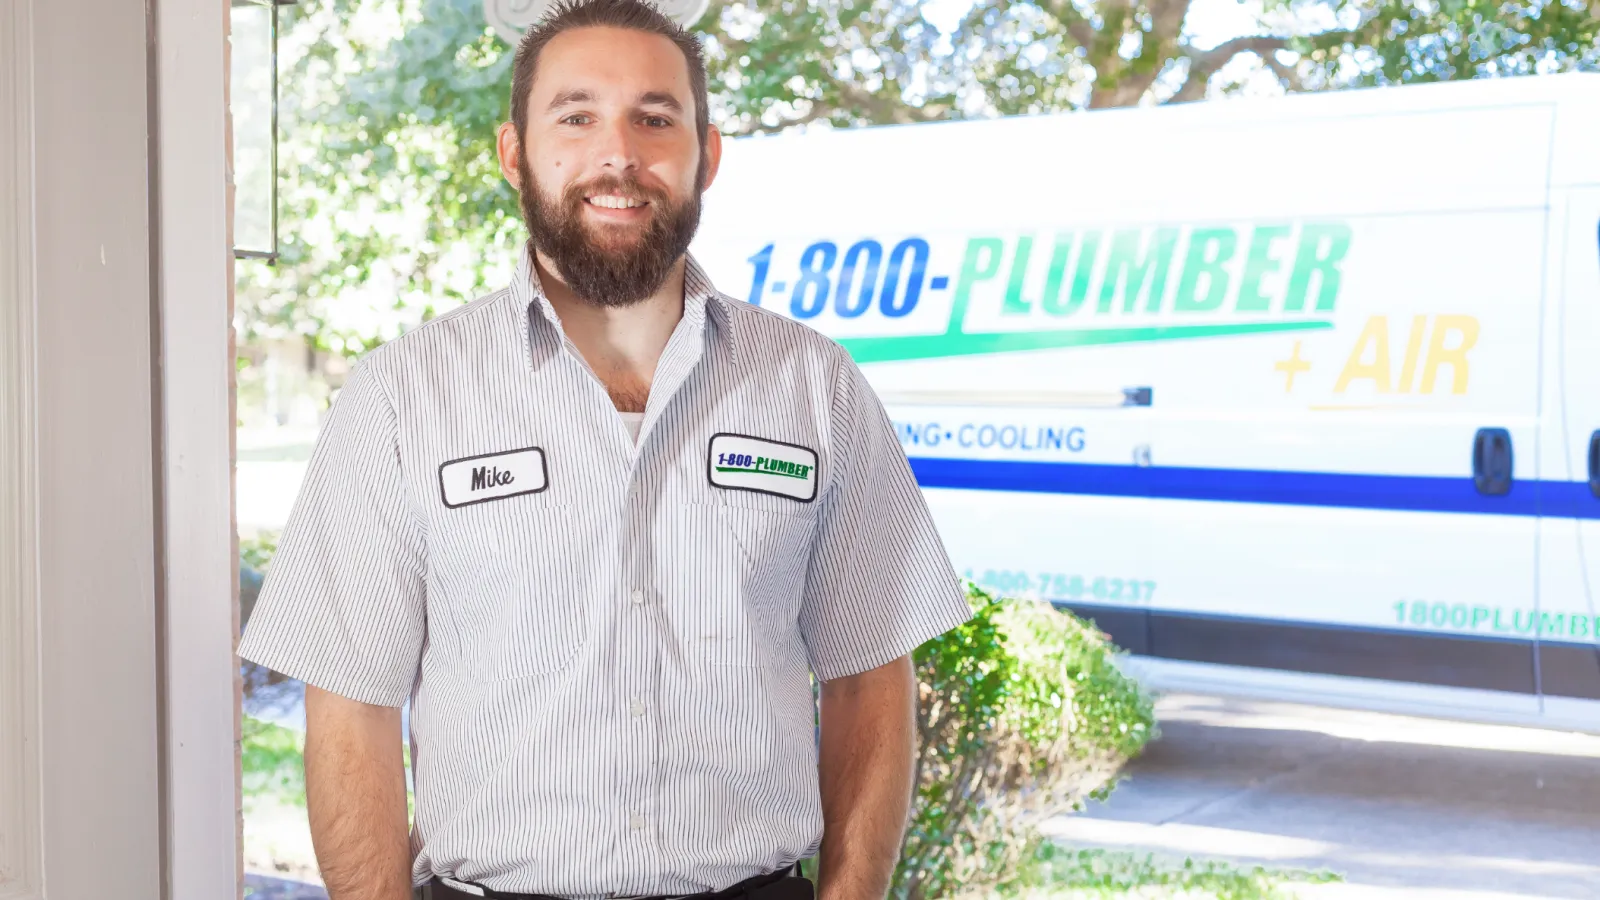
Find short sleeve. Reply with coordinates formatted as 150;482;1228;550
799;356;973;681
238;359;427;707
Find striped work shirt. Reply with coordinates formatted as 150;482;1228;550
238;248;972;897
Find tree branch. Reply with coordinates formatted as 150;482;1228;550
1066;18;1096;49
1262;52;1304;91
732;101;837;136
837;82;950;125
726;80;949;137
1170;35;1290;103
1038;0;1097;49
1085;0;1193;108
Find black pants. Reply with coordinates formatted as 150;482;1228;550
417;867;813;900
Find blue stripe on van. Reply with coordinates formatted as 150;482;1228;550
907;457;1600;519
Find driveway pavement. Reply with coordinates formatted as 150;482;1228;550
1045;693;1600;899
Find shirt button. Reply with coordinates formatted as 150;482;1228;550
630;588;644;606
629;699;647;718
629;813;647;830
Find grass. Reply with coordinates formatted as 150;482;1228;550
1001;843;1341;900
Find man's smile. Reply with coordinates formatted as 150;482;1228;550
585;193;649;210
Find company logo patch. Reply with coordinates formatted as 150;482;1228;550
707;433;819;502
439;446;549;509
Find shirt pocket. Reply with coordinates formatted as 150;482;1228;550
667;498;818;668
432;497;593;683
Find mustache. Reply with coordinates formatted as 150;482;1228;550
562;174;670;209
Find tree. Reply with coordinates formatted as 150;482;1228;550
720;0;1600;120
700;0;960;131
235;0;1599;356
237;0;521;357
1294;0;1600;89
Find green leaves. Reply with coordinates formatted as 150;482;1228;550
701;0;957;132
897;584;1157;900
239;0;522;358
1286;0;1600;88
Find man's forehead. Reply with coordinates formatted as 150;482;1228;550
533;26;693;105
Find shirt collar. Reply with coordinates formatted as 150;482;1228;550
509;243;737;367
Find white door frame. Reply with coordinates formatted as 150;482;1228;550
0;0;45;893
1;0;240;897
154;0;244;894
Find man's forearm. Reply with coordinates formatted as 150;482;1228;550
304;684;413;900
817;655;917;900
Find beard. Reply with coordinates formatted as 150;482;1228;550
518;153;702;308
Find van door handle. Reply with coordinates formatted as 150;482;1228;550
1588;430;1600;499
1473;428;1514;496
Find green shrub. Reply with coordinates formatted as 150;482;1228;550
894;584;1157;900
242;715;308;809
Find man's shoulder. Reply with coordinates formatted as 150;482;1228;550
360;287;512;371
715;291;853;373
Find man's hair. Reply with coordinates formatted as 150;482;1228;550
510;0;710;170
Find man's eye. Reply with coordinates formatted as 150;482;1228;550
561;114;592;125
643;116;672;128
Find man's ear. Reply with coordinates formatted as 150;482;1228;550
497;121;524;191
701;126;723;192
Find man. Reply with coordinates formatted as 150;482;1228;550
237;1;971;898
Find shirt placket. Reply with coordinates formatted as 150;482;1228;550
518;254;721;895
610;298;712;897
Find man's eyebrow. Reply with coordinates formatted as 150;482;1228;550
638;91;684;113
547;88;594;110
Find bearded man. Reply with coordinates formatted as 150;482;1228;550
238;2;971;898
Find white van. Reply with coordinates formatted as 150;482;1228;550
692;74;1600;731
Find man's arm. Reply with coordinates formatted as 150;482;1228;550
816;655;917;900
304;684;413;900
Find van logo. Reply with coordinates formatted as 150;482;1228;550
732;221;1352;364
440;447;548;508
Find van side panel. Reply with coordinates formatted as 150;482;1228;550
693;90;1563;713
1540;188;1600;702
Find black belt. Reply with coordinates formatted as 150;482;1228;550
422;866;812;900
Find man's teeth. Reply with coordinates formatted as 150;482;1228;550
588;195;644;209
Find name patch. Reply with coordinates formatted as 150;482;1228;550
439;447;549;508
707;433;818;502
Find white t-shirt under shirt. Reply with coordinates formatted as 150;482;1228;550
620;411;643;443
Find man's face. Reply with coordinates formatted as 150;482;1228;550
502;26;719;307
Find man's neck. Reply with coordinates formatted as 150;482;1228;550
533;252;686;414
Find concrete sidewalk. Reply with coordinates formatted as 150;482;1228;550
1044;693;1600;899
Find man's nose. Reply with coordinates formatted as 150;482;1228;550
594;116;639;173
